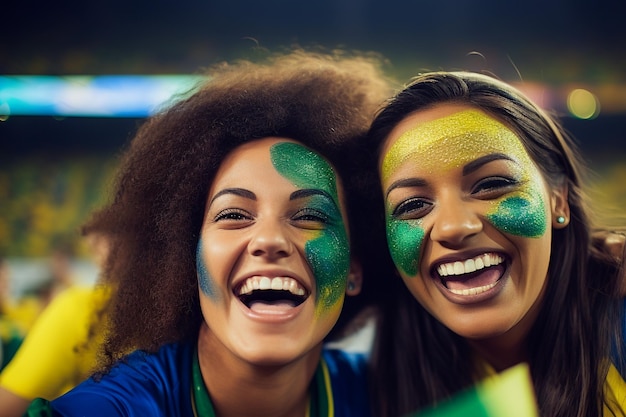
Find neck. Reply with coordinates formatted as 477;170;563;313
197;324;322;417
468;308;542;373
469;336;528;372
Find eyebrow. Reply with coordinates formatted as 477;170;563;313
385;178;427;198
209;187;336;208
385;153;516;198
462;153;514;176
209;188;256;206
290;188;335;203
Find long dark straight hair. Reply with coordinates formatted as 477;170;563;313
366;71;624;417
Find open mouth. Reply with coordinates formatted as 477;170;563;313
235;276;309;309
434;253;507;296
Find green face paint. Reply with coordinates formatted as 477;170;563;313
196;239;218;300
382;109;548;276
386;217;424;276
270;142;350;316
487;189;546;238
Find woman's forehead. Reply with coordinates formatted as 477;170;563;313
380;108;528;180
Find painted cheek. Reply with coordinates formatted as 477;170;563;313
196;239;220;301
304;196;351;316
306;227;350;316
386;215;425;277
486;186;547;238
270;142;349;316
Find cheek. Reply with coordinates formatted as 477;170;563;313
386;218;425;277
486;185;547;238
196;239;220;302
306;226;350;316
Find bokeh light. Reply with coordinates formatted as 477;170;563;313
567;88;600;119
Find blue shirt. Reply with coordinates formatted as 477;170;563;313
31;342;371;417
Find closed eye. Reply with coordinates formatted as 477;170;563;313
214;208;252;222
292;208;330;229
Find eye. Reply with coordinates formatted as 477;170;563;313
391;197;433;220
472;176;519;198
214;208;252;222
292;208;330;228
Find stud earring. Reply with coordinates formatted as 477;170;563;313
347;281;356;291
557;216;566;224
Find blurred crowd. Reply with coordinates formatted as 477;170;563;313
1;240;86;368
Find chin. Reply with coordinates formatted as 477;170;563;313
238;345;308;367
454;328;499;340
447;320;512;341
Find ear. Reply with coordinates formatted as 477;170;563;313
346;259;363;296
550;184;570;228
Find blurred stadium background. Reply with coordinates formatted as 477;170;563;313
1;0;624;294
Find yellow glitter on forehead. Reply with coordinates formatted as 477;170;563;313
381;109;531;182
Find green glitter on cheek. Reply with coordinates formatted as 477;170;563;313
196;239;219;301
387;218;424;276
270;142;350;315
305;229;350;312
487;189;547;238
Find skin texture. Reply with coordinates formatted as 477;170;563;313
195;138;359;415
380;105;569;360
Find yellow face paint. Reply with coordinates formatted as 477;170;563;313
382;109;531;183
381;109;547;276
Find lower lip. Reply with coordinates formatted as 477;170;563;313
236;298;307;323
435;271;509;305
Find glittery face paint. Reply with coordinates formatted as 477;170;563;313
382;109;547;276
386;216;424;276
195;138;357;364
196;240;217;300
270;142;350;316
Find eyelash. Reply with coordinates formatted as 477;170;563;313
214;208;251;222
471;176;519;197
392;197;432;219
391;176;520;219
213;207;331;228
293;208;330;224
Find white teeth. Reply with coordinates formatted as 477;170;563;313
271;278;283;290
448;281;498;296
475;257;484;270
437;253;504;277
259;277;271;290
238;276;306;297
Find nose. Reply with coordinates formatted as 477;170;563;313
247;219;293;259
429;195;482;248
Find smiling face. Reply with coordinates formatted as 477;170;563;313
380;104;566;344
196;137;353;365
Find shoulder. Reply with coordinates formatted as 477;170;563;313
322;348;371;417
47;342;195;416
35;286;95;323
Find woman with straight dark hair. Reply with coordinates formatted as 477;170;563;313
366;71;626;417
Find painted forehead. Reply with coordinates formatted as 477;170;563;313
381;109;530;181
270;141;339;199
